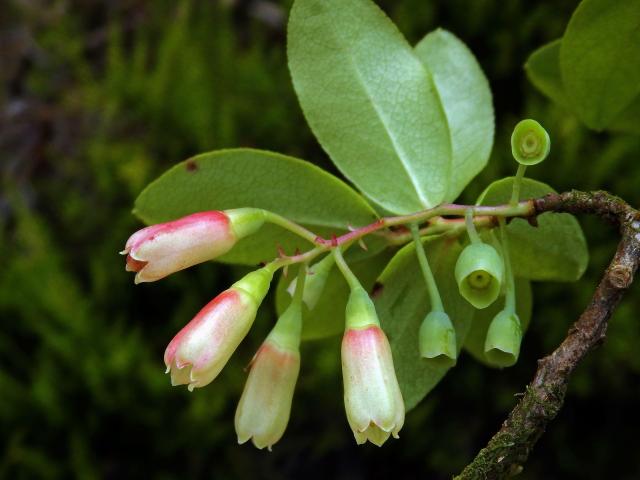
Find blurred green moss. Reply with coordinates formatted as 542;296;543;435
1;0;639;479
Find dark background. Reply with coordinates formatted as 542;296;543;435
2;1;640;478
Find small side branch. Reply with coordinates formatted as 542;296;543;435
456;190;640;479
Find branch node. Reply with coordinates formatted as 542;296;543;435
457;189;640;479
609;265;633;289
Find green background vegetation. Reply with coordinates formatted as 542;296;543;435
1;1;639;478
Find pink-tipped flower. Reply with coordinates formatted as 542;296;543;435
164;267;273;391
235;339;300;450
235;268;306;450
342;288;404;446
122;208;265;283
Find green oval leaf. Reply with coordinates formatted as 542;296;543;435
375;236;474;411
133;148;380;265
463;278;533;367
608;95;640;135
560;0;640;130
525;39;569;109
288;0;451;214
415;29;494;202
275;252;391;341
477;177;588;282
526;38;640;134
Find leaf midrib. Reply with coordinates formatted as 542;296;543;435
324;5;449;209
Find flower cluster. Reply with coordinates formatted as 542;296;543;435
123;208;405;449
121;118;552;450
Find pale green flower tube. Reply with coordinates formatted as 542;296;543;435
341;287;404;446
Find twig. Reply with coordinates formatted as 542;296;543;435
456;190;640;479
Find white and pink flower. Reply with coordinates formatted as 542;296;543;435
122;211;236;283
164;268;274;391
122;208;265;283
235;340;300;450
342;325;405;446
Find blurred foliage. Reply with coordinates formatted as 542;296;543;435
1;0;639;479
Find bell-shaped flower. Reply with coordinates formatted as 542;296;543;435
122;208;265;283
455;242;504;309
484;309;522;367
235;303;302;450
418;310;457;368
342;287;404;446
164;267;274;391
511;118;550;166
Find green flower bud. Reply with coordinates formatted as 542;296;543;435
511;119;550;166
484;310;522;368
286;255;334;310
418;311;457;368
455;243;504;309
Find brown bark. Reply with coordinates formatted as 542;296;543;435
456;191;640;480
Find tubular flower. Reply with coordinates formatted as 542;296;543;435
484;309;522;368
122;208;265;283
164;268;273;391
454;242;504;309
235;339;300;450
341;288;404;446
418;310;457;367
235;266;306;450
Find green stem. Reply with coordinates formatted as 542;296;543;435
387;200;531;227
465;208;482;244
327;201;533;247
291;263;307;306
410;224;445;312
269;265;307;350
499;218;516;312
263;199;536;273
384;216;495;246
510;164;528;207
332;247;361;291
262;211;319;244
265;246;325;273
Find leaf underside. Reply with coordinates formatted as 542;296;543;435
288;0;452;214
